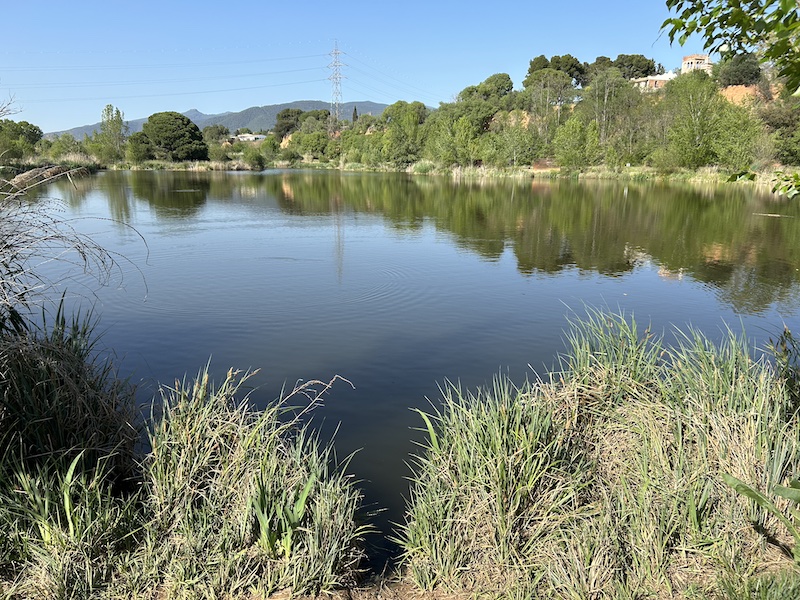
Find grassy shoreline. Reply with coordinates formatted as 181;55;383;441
3;309;800;598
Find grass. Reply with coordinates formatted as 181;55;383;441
398;309;800;599
0;318;369;598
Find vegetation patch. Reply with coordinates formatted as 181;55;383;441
398;311;800;599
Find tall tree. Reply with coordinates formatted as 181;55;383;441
612;54;657;79
141;112;208;161
522;68;575;145
274;108;303;140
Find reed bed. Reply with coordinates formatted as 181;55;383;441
0;319;367;599
398;310;800;599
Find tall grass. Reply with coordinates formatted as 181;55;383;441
399;310;800;598
0;329;368;598
134;368;368;598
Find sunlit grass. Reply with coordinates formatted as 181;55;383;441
398;309;800;598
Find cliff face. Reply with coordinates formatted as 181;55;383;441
720;84;764;105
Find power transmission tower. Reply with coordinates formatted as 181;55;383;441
328;40;345;131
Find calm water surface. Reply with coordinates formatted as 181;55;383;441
36;170;800;558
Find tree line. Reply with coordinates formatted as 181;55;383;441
3;51;799;174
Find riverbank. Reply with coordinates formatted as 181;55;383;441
3;307;800;599
7;155;793;197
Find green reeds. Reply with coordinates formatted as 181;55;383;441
1;312;368;598
133;368;368;598
399;310;800;598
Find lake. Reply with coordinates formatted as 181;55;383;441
33;169;800;561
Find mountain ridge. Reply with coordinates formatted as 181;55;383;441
47;101;388;138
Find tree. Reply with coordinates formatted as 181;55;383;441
522;68;575;145
0;120;43;159
202;124;230;143
549;54;588;87
126;131;154;164
381;101;428;166
553;115;589;168
662;0;800;95
141;112;208;161
716;52;762;87
48;133;82;159
527;55;550;77
86;104;127;164
352;106;359;123
662;71;724;168
274;108;303;140
612;54;657;80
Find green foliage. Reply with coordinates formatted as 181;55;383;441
713;102;764;170
553;115;589;168
84;104;127;164
125;131;154;164
663;0;800;95
381;101;428;166
141;111;208;162
612;53;658;79
0;119;43;160
717;52;763;87
242;145;266;169
202;123;230;143
663;71;724;168
274;108;304;140
46;133;82;160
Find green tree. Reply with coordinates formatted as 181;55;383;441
47;133;82;159
202;124;230;143
126;131;154;164
548;54;587;86
526;55;550;78
662;72;723;168
0;120;42;159
381;101;428;166
274;108;303;140
553;115;589;168
712;102;765;170
141;112;208;161
522;68;574;147
612;54;657;79
716;52;762;87
86;104;127;164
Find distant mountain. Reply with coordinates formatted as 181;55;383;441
46;101;388;138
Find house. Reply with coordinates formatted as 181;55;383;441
233;133;267;143
681;54;713;75
631;71;678;91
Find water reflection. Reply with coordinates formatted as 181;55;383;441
49;170;800;314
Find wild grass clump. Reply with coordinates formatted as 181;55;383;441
129;368;368;599
0;310;367;598
399;310;800;598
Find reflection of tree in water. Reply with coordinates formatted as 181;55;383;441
269;172;800;313
52;170;800;314
129;171;212;218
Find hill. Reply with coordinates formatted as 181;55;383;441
47;101;388;138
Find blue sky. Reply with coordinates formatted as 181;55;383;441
1;1;705;133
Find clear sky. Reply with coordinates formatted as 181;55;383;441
1;1;705;133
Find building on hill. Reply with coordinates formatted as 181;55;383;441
682;54;713;75
631;71;678;91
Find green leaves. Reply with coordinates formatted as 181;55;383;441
662;0;800;95
722;473;800;563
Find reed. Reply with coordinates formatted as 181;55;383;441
399;310;800;598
